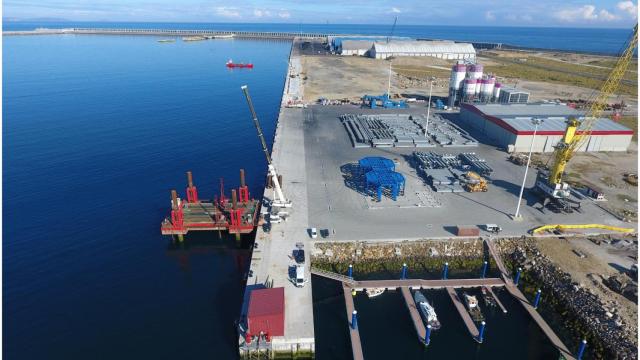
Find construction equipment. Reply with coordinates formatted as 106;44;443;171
361;93;408;109
463;171;488;192
241;85;292;208
535;25;638;211
508;153;528;166
386;16;398;43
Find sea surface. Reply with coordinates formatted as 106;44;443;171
4;34;289;359
5;21;634;55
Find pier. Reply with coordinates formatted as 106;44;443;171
446;287;480;339
399;287;426;343
343;283;365;360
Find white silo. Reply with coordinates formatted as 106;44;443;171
475;79;483;96
493;83;502;102
482;77;495;102
448;63;467;107
463;78;477;101
468;64;483;80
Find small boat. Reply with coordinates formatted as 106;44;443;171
463;292;485;321
226;59;254;68
366;288;385;298
481;286;497;307
183;36;206;42
157;39;175;43
414;291;441;330
213;34;235;39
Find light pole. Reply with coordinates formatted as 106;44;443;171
425;78;435;138
514;118;543;220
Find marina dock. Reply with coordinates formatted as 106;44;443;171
446;287;480;339
483;286;508;313
343;283;365;360
400;287;426;343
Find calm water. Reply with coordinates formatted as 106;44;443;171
313;270;560;360
4;34;290;359
5;21;634;55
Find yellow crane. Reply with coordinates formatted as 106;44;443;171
535;25;638;203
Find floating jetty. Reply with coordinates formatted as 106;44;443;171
160;170;260;238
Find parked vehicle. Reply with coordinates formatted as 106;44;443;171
309;228;318;239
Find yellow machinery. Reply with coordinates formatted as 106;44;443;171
531;224;636;235
535;25;638;204
464;171;488;192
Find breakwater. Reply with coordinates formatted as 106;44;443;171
497;238;638;360
3;28;332;40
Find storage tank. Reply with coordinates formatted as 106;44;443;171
468;64;483;80
448;63;467;107
463;78;477;101
482;77;495;101
475;79;483;95
493;82;502;101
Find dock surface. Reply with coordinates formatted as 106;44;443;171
484;286;508;313
400;287;426;343
446;287;480;339
342;283;365;360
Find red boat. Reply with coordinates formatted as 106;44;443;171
226;59;253;68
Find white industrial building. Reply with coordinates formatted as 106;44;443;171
459;103;633;153
370;40;476;60
338;40;374;56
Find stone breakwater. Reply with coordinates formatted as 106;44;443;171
497;238;638;360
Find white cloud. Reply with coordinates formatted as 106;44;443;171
278;10;291;19
485;11;495;21
391;7;401;13
253;9;271;17
617;1;638;18
553;5;618;22
216;6;240;18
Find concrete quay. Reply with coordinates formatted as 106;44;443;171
238;40;315;358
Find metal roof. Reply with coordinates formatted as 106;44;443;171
248;287;284;316
340;40;374;51
465;103;633;134
372;40;476;55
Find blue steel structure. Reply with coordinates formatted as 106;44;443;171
365;170;405;201
358;156;395;172
362;93;408;109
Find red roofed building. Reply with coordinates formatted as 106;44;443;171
246;287;285;342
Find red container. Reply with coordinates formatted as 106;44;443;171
456;226;480;236
247;287;285;337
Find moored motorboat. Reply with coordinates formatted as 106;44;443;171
463;292;485;321
226;59;254;68
414;291;441;330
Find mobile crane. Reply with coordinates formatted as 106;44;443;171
535;25;637;212
241;85;292;209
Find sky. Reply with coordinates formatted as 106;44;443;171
3;0;639;28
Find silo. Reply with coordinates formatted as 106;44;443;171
475;79;483;95
482;77;495;102
468;64;483;80
463;78;477;101
448;63;467;107
493;83;502;102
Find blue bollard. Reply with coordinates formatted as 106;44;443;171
534;289;542;309
401;263;408;279
351;310;358;330
348;264;353;279
425;324;432;346
481;261;488;278
478;321;486;343
443;262;449;280
514;267;522;286
577;339;587;360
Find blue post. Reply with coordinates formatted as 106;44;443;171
351;310;358;330
425;324;432;346
577;339;587;360
534;289;542;309
481;261;488;278
442;262;449;280
514;267;522;286
377;186;382;202
348;264;353;279
478;321;486;343
401;263;407;280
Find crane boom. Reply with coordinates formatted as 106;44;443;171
546;25;638;190
241;85;292;208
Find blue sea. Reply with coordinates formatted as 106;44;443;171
4;34;290;359
4;21;635;55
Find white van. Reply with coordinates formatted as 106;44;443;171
295;265;306;287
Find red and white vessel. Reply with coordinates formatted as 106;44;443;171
226;59;253;68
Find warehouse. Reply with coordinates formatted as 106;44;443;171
338;40;374;56
459;103;633;153
370;40;476;60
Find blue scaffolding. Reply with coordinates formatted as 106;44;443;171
361;93;408;109
359;156;395;172
365;170;405;201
